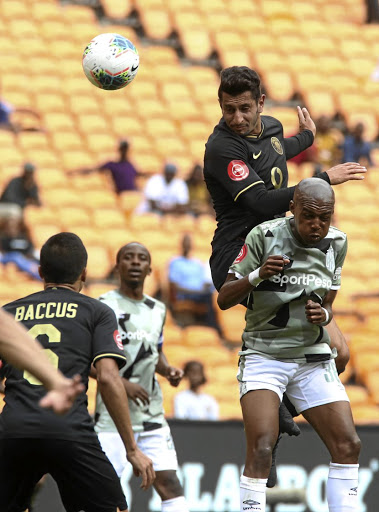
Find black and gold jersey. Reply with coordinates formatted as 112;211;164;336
0;287;126;442
204;115;315;289
204;116;315;246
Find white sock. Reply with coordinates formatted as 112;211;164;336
326;462;359;511
161;496;189;512
240;475;267;512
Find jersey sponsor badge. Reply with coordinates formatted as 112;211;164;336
271;137;283;155
227;160;249;181
113;330;123;350
234;244;247;264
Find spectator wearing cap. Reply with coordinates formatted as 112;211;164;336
0;163;41;214
136;162;189;215
68;139;143;194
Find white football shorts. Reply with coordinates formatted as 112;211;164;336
238;354;349;413
97;425;179;478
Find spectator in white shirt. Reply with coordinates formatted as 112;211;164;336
173;361;219;421
136;162;189;215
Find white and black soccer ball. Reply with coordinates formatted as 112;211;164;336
82;33;139;90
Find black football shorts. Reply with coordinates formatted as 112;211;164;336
0;437;128;512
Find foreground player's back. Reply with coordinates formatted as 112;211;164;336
1;287;125;441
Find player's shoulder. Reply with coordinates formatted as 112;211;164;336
205;119;245;153
328;225;347;243
255;217;287;235
142;294;167;314
262;115;283;130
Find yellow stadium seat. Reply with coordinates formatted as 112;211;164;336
58;207;93;231
92;208;127;230
24;205;58;227
30;223;63;248
86;244;112;280
100;0;133;18
263;71;295;102
351;404;379;425
182;326;223;347
365;371;379;405
118;190;144;216
30;2;63;22
102;228;136;255
180;29;214;61
50;132;84;153
84;282;117;299
8;19;39;38
139;8;173;39
34;93;67;113
304;90;337;118
217;304;245;345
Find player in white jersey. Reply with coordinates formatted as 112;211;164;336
94;242;190;512
218;178;361;512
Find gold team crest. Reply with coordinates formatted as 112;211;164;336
271;137;283;155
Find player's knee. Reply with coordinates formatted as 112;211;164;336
154;470;184;500
332;433;361;462
246;439;273;473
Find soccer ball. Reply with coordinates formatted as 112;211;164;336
82;33;139;90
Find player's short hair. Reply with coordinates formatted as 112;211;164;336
116;242;151;264
183;360;207;385
40;232;88;284
218;66;261;102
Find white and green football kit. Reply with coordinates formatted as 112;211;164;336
229;217;349;410
94;290;179;476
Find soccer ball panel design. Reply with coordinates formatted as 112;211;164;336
82;33;139;90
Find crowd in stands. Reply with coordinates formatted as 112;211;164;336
1;0;379;424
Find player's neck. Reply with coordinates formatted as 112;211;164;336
119;284;144;301
44;283;79;292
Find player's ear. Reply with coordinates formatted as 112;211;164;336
257;94;265;113
147;265;152;276
289;200;295;214
38;266;43;280
81;268;87;283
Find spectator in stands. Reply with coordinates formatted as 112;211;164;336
69;139;142;195
0;162;41;211
313;115;343;176
185;163;213;217
173;360;219;421
341;122;373;167
0;84;43;133
136;162;189;215
168;234;225;340
0;216;40;280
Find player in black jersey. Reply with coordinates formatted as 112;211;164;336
0;232;155;512
0;308;84;415
204;66;367;487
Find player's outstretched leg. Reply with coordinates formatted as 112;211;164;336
279;398;301;436
266;399;301;488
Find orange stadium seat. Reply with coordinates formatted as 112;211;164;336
58;207;93;231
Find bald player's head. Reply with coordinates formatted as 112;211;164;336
289;178;335;247
293;177;334;206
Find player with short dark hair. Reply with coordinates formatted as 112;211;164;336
204;65;366;485
94;242;190;512
218;178;361;512
0;232;155;512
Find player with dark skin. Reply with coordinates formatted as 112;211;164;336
218;179;360;512
204;67;366;487
94;243;189;511
0;233;155;512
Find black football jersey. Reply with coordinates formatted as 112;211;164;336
204;116;314;248
0;287;126;441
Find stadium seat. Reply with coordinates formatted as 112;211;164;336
86;244;112;280
138;8;173;39
58;207;93;231
263;71;295;102
92;208;127;230
100;0;134;19
30;223;63;249
84;282;117;300
180;29;214;61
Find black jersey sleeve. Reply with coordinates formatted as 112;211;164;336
92;303;126;369
205;134;265;198
237;182;295;215
284;130;314;160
